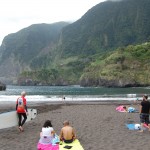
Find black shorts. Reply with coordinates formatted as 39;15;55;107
140;113;149;124
64;139;73;144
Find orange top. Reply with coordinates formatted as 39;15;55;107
16;96;27;113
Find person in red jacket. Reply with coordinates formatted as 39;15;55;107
16;91;28;132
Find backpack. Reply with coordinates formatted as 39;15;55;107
52;134;60;145
128;107;135;113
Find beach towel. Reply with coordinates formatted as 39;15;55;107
126;124;141;130
37;143;59;150
59;139;84;150
126;123;149;130
116;106;126;112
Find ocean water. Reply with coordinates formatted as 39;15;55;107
0;85;150;102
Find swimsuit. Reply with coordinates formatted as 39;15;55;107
64;139;73;143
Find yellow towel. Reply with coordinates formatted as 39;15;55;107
59;139;84;150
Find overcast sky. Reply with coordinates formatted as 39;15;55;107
0;0;106;45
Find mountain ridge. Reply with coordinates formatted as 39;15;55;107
0;0;150;87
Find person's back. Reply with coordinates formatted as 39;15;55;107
16;91;28;131
60;120;76;143
62;126;74;140
141;100;150;114
39;120;54;144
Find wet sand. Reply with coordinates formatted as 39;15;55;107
0;101;150;150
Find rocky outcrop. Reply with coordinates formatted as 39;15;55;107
80;78;150;88
17;77;69;86
0;82;6;90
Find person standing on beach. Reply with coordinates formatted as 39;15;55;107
61;95;66;104
16;91;28;131
139;94;150;132
60;120;76;143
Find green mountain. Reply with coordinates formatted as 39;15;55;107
0;22;69;83
60;0;150;57
0;0;150;87
0;22;69;64
80;42;150;87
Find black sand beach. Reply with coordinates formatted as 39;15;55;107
0;101;150;150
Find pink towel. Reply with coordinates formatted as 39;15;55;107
116;105;126;112
37;143;59;150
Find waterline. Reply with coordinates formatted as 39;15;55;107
0;85;149;102
0;95;141;102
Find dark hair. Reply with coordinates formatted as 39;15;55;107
43;120;53;128
143;95;148;100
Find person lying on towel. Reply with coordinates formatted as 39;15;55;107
60;120;76;144
116;105;127;112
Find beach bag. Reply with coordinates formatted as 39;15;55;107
52;134;60;145
128;107;135;113
134;124;141;130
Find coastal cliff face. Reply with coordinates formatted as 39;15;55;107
0;22;69;84
80;43;150;87
0;82;6;91
80;78;149;88
0;0;150;87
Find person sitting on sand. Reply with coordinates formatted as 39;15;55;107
60;120;76;143
39;120;55;144
139;94;150;132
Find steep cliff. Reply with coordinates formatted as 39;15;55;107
0;0;150;87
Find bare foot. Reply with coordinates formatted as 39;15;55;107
19;126;24;132
18;126;22;132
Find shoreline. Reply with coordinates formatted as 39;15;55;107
0;100;140;112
